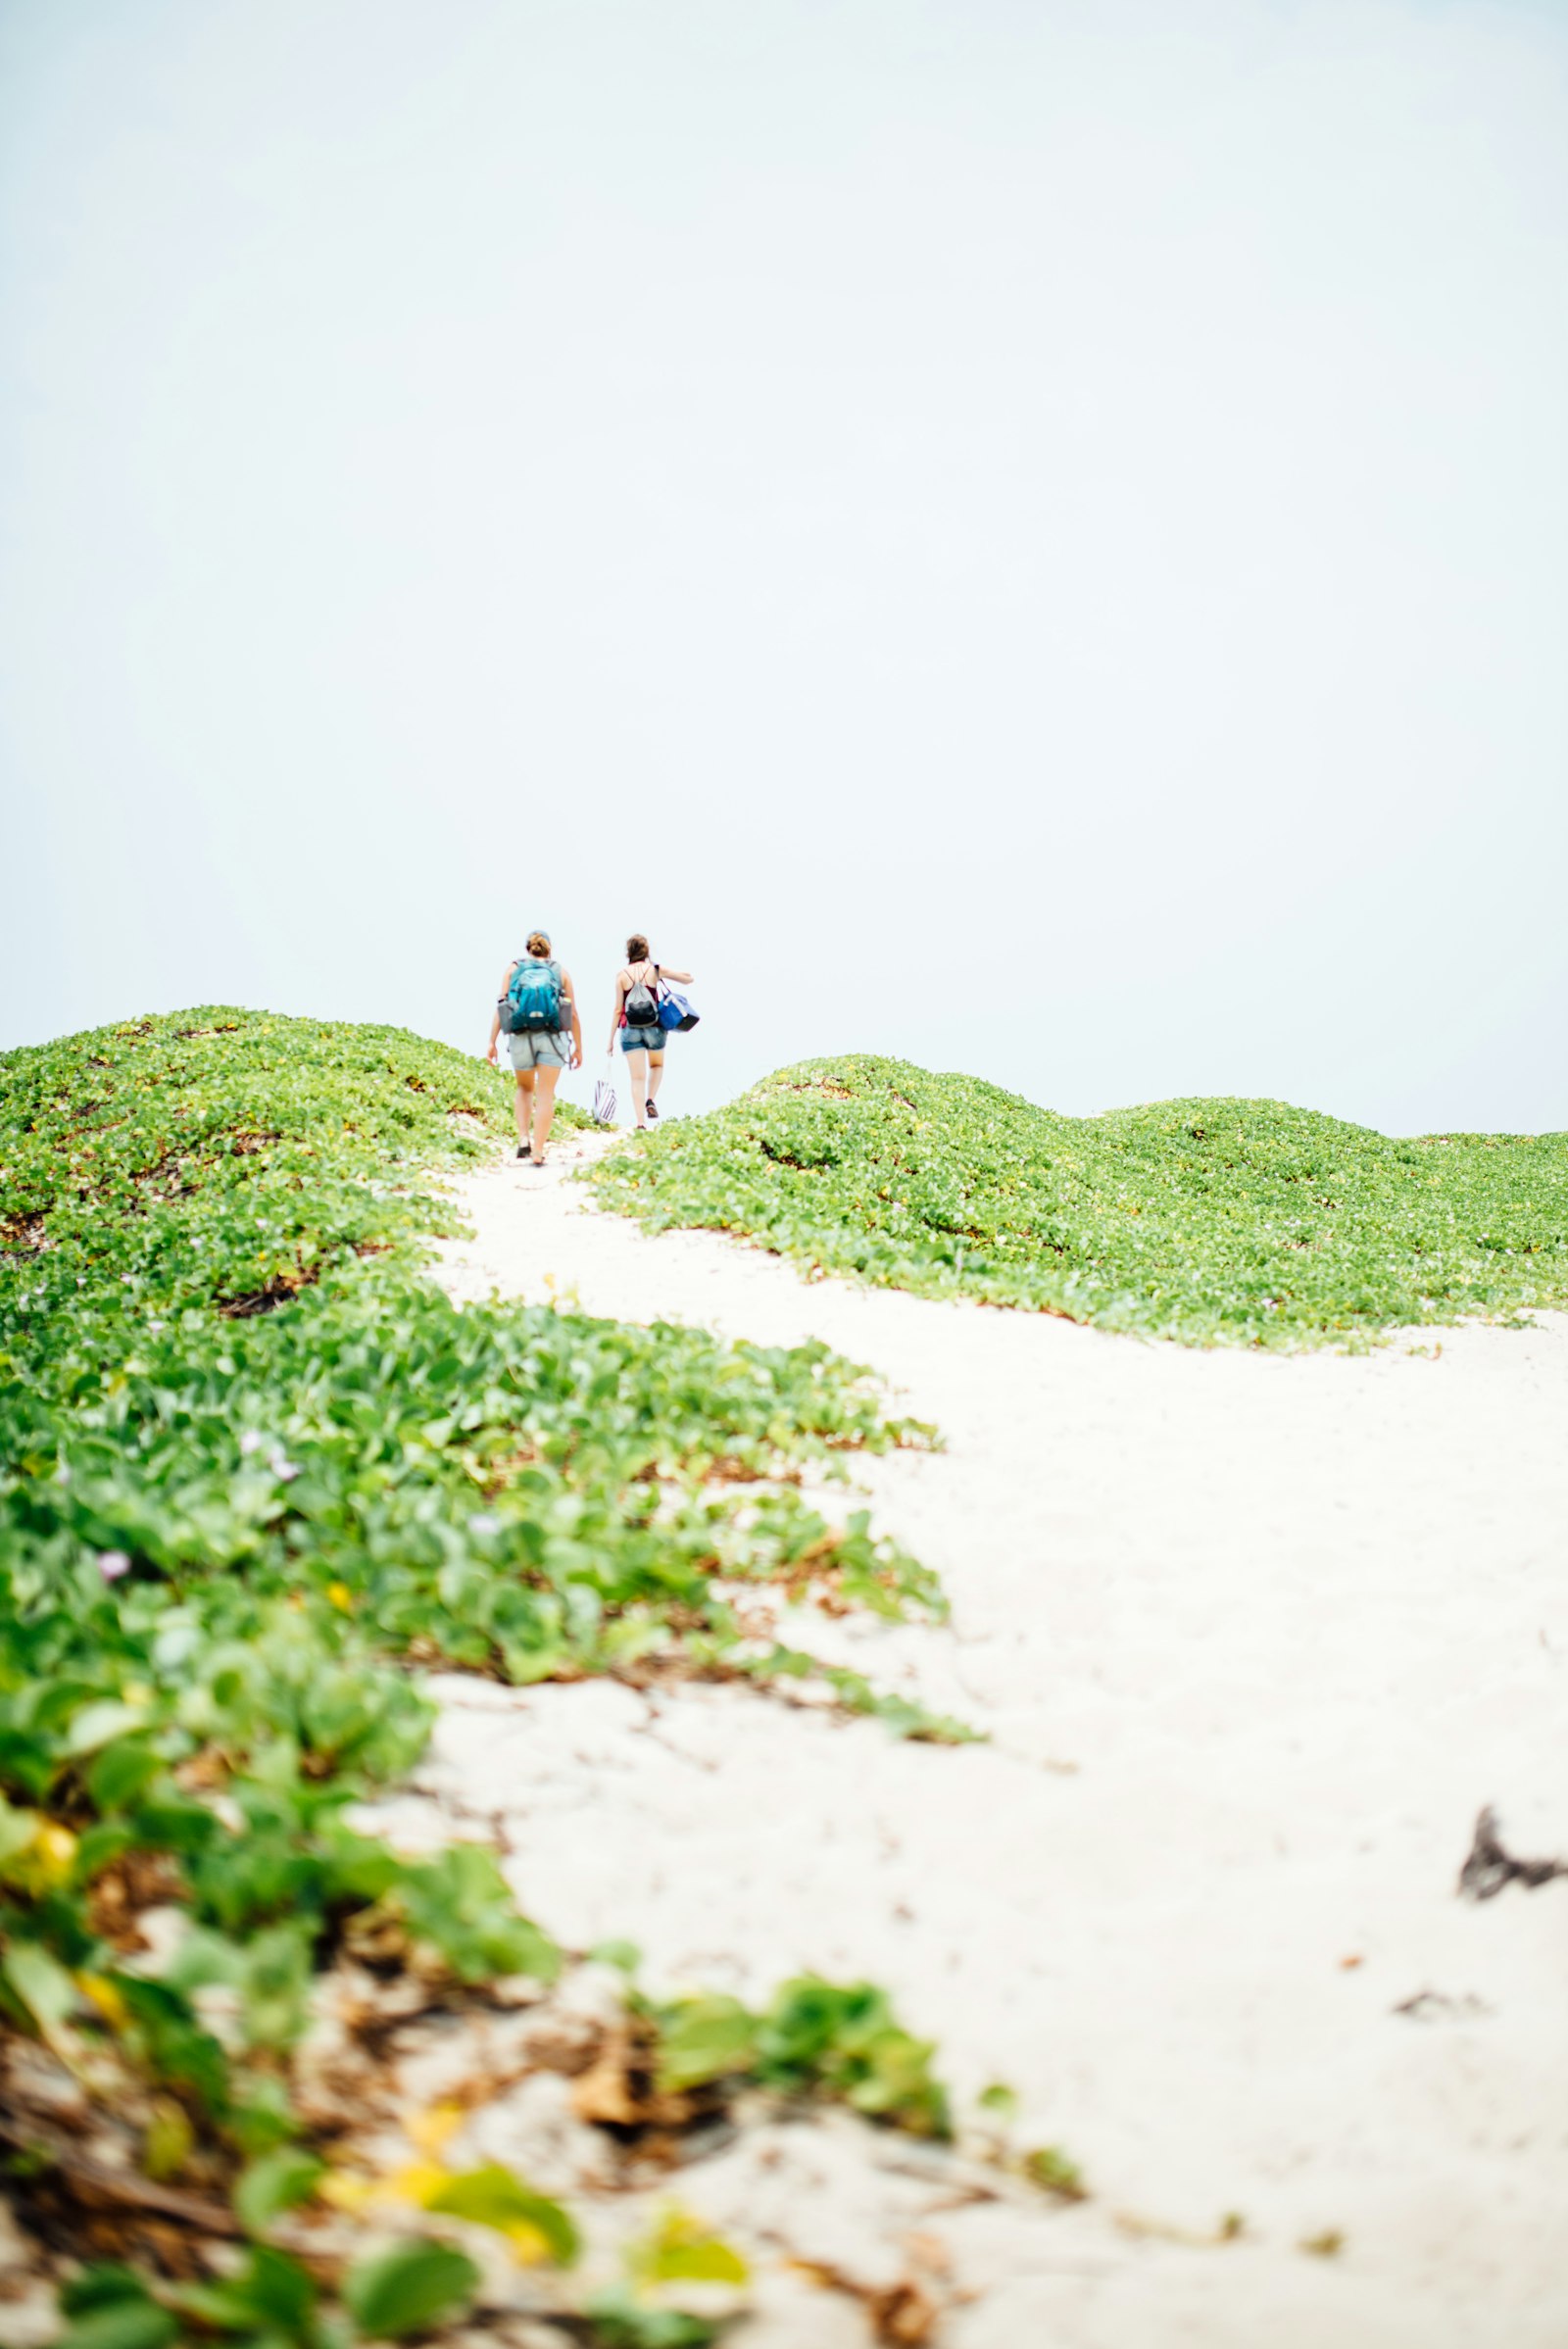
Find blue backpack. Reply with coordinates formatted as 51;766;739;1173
502;955;565;1033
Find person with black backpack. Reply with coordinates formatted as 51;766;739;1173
485;929;582;1165
608;933;693;1130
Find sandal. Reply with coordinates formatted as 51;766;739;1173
646;1099;659;1121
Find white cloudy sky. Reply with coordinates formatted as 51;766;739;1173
2;0;1564;1133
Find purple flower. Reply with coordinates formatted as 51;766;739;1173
98;1551;131;1582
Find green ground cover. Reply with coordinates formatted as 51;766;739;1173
0;1010;960;2346
587;1055;1568;1348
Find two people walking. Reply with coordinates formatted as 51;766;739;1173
486;929;692;1161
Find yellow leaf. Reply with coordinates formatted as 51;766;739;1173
384;2161;451;2208
506;2221;554;2266
35;1823;78;1882
327;1583;354;1613
77;1974;129;2030
145;2098;195;2181
318;2172;376;2215
4;1818;80;1894
406;2104;465;2158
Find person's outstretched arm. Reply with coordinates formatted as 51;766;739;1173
606;974;625;1055
657;963;693;984
487;962;517;1063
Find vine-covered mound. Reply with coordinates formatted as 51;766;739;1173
0;1011;965;2344
586;1055;1568;1348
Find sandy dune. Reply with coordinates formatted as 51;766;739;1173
413;1134;1568;2347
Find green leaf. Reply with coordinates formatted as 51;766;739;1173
85;1739;164;1814
589;1937;643;1977
2;1938;79;2045
234;2245;318;2327
630;2206;750;2286
60;2269;157;2319
655;1995;760;2091
230;2068;299;2157
123;1787;217;1857
63;1701;150;1759
582;2292;719;2349
235;2147;325;2235
112;1974;231;2115
52;2304;177;2349
0;1796;39;1870
234;1921;315;2053
423;2165;579;2264
752;1975;950;2137
394;1845;559;1986
169;2246;318;2334
342;2240;479;2339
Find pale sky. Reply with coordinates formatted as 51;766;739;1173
2;0;1564;1134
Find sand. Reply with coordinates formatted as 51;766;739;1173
412;1131;1568;2346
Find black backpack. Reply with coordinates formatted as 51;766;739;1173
623;964;659;1026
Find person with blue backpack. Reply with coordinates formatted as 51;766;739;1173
607;933;696;1130
486;929;582;1165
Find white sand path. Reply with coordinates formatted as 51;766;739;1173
407;1135;1568;2347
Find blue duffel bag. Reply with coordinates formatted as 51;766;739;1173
657;986;699;1033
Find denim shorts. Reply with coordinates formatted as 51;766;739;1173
508;1030;570;1070
619;1024;664;1054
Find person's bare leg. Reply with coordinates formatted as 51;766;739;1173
624;1049;649;1126
514;1069;535;1151
646;1051;665;1116
531;1066;561;1160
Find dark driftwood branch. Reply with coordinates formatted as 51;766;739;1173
1457;1806;1568;1902
0;2111;242;2236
